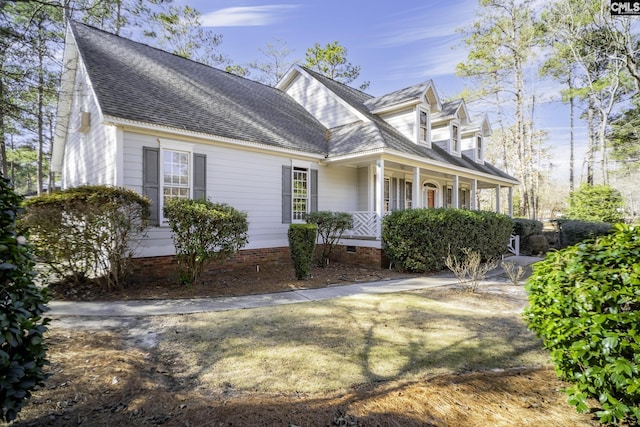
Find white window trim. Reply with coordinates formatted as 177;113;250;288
476;135;484;162
451;122;461;155
291;160;312;223
416;106;431;147
405;180;413;209
158;139;195;224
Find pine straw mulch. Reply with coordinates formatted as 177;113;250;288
13;328;599;427
14;263;601;426
45;262;422;301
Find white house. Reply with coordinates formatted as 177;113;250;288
52;22;519;279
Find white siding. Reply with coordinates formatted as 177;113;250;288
431;123;450;143
283;74;360;128
123;132;360;257
379;109;415;141
461;134;476;151
317;165;358;212
63;64;116;188
357;167;370;211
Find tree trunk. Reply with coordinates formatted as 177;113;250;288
568;74;575;191
586;103;595;185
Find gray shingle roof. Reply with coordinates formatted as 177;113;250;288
363;81;433;112
432;99;464;121
70;22;516;183
301;69;517;181
71;22;329;154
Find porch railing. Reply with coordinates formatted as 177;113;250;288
343;211;381;239
342;212;523;258
507;234;520;256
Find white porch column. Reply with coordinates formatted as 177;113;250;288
495;184;501;214
375;159;384;217
508;187;514;217
413;166;421;208
471;179;478;210
452;175;459;208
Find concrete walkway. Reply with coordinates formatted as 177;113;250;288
47;256;542;318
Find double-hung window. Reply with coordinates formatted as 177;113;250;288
452;124;460;153
405;181;413;209
143;141;206;226
162;149;190;205
292;167;309;221
419;110;429;144
476;136;483;161
282;164;318;223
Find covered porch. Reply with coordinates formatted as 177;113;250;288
326;155;518;240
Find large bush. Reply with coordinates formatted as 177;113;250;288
1;175;49;423
382;208;513;272
524;224;640;425
557;219;613;248
164;199;249;286
288;223;317;280
513;218;547;255
20;185;150;290
565;184;625;223
305;211;353;266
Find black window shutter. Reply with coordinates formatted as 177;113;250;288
193;153;206;200
310;168;318;213
282;165;292;224
400;179;406;210
142;147;160;226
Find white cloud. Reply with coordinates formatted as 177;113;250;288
202;5;298;27
375;0;476;48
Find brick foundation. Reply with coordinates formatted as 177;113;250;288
130;245;387;284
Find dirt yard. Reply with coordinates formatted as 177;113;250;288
12;263;601;426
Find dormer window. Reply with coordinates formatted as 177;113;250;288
452;124;460;153
476;136;483;160
419;110;429;144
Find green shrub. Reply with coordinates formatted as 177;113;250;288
163;199;249;286
1;174;49;423
558;219;613;248
565;184;625;223
524;224;640;425
305;211;353;266
523;234;549;255
513;218;543;238
513;218;547;255
382;208;512;273
288;224;317;279
20;185;150;290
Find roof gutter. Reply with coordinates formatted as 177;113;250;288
103;116;328;160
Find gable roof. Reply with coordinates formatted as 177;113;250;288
462;114;492;136
65;22;329;154
56;23;517;184
432;99;470;124
297;68;517;182
364;80;441;113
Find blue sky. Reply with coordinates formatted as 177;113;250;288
178;0;586;183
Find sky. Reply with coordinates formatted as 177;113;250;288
176;0;589;185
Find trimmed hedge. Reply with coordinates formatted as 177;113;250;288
20;185;150;290
558;219;614;248
288;224;317;279
513;218;547;255
163;199;249;286
382;208;513;273
513;218;543;239
524;224;640;424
